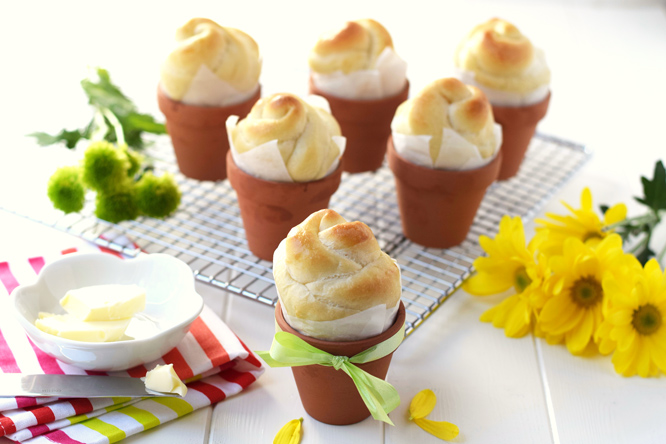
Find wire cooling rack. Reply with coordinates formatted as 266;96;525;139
1;134;590;336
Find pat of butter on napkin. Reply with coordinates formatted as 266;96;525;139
144;364;187;397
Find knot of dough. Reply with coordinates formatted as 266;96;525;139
309;19;394;74
393;77;498;162
273;209;402;321
230;93;341;182
160;18;261;100
455;18;550;93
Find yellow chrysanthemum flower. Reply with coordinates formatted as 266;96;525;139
535;187;626;256
538;234;633;355
463;216;548;337
479;252;550;337
596;259;666;377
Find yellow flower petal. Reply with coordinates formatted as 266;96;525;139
541;299;585;336
649;336;666;373
504;298;532;338
273;418;303;444
610;309;633;326
539;294;575;324
413;418;460;441
409;389;436;420
566;310;595;355
603;203;627;225
463;272;513;296
637;339;653;378
580;187;592;210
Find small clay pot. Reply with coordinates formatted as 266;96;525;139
309;78;409;174
275;301;406;425
387;137;502;249
226;151;342;261
492;92;550;180
157;86;261;181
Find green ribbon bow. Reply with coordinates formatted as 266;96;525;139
256;324;405;425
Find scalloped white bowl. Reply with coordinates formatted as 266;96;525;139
12;253;203;371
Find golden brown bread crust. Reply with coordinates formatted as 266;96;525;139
273;209;402;322
455;18;550;93
160;18;261;100
392;77;498;161
308;19;394;74
230;93;341;182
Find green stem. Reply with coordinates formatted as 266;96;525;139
629;234;650;255
89;110;108;142
100;107;125;146
658;242;666;264
604;212;658;231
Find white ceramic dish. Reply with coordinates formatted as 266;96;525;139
12;253;204;371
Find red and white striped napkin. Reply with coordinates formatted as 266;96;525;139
0;243;264;443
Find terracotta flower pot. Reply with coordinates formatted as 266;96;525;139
387;137;502;249
491;92;550;180
157;85;261;181
226;151;342;261
309;78;409;174
275;300;406;425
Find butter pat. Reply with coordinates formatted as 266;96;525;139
144;364;187;397
35;313;130;342
60;284;146;321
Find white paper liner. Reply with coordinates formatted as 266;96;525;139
311;47;407;100
175;64;259;107
282;303;399;342
226;96;346;182
391;123;502;170
454;49;550;107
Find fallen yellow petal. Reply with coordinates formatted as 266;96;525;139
273;418;303;444
414;417;460;441
409;389;436;420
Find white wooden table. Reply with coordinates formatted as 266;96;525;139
1;1;665;442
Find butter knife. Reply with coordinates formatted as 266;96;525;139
0;374;179;398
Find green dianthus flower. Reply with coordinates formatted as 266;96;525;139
47;166;86;213
135;172;181;218
122;146;144;178
82;141;130;192
95;186;139;223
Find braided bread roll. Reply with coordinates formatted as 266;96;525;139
160;18;261;104
229;93;342;182
454;18;550;105
308;19;393;74
392;77;499;164
273;209;402;340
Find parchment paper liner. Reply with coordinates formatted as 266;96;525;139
310;47;407;100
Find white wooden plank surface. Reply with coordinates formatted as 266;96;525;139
386;289;553;444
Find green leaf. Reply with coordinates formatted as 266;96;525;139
28;129;84;149
635;161;666;214
599;204;609;215
30;67;165;151
126;112;167;134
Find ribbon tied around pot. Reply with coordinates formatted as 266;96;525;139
256;324;405;425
